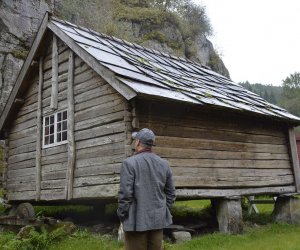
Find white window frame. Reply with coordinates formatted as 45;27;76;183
42;110;68;149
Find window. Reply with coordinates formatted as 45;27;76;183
43;110;67;148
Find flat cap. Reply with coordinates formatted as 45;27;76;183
132;128;155;146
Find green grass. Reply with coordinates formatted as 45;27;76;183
1;198;300;249
167;223;300;250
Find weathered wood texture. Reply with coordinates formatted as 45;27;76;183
296;135;300;164
72;52;126;199
288;128;300;192
137;100;294;190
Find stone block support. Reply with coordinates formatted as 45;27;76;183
273;196;300;224
216;197;243;234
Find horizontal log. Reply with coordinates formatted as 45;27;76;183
8;151;36;164
41;152;68;165
9;135;36;149
42;162;67;173
9;142;36;156
40;188;65;201
9;126;36;141
74;76;105;95
155;136;288;154
139;122;286;145
173;175;294;188
75;111;124;132
73;175;120;188
139;113;286;138
7;167;35;179
12;110;36;126
76;142;124;160
72;183;119;199
75;102;125;124
76;154;124;168
75;91;121;112
6;182;36;192
42;170;66;181
172;167;293;178
41;144;67;157
75;163;121;177
6;191;36;201
168;158;291;169
75;121;125;141
74;68;97;85
8;159;35;170
6;174;35;185
10;118;36;134
18;102;37;117
41;179;66;189
154;146;289;160
175;186;296;199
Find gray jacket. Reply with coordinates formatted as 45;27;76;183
117;151;176;232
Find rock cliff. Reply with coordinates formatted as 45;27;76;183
0;0;229;114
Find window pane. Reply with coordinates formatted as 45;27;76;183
57;123;61;132
50;124;54;134
50;115;54;124
45;117;49;126
63;111;67;120
62;121;67;130
45;136;49;145
57;112;61;122
62;131;67;141
50;135;54;144
57;133;61;142
45;126;49;135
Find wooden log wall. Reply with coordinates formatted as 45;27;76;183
137;100;295;192
5;36;127;201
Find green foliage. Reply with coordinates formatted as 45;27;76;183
239;81;282;105
279;72;300;118
1;226;71;250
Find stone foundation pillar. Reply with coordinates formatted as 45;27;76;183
273;196;300;224
216;197;243;234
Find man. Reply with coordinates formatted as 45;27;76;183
117;128;176;250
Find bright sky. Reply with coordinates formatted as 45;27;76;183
195;0;300;86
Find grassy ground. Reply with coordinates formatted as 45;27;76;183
1;198;300;250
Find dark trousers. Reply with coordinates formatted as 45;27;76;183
124;229;163;250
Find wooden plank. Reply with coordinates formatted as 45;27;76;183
0;13;49;133
72;183;119;199
175;186;296;199
8;152;36;164
73;175;120;188
75;163;121;177
9;126;37;141
41;144;67;157
2;138;9;192
9;142;36;156
75;102;124;123
8;159;35;170
74;76;105;96
6;182;36;192
50;34;58;109
40;188;65;201
288;128;300;192
75;90;120;112
75;111;124;132
42;170;67;181
76;154;124;168
76;142;124;160
7;167;35;179
139;113;286;138
48;22;137;100
75;121;125;141
36;56;43;200
155;136;288;154
139;122;286;145
7;191;36;201
41;152;68;165
173;175;294;188
76;133;124;150
154;146;289;160
41;179;66;189
10;118;37;134
66;50;76;200
9;135;37;149
42;162;67;173
168;158;291;169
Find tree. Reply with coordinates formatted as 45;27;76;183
280;72;300;118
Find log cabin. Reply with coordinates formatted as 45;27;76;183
0;13;300;209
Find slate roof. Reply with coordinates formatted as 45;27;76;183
49;17;300;123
